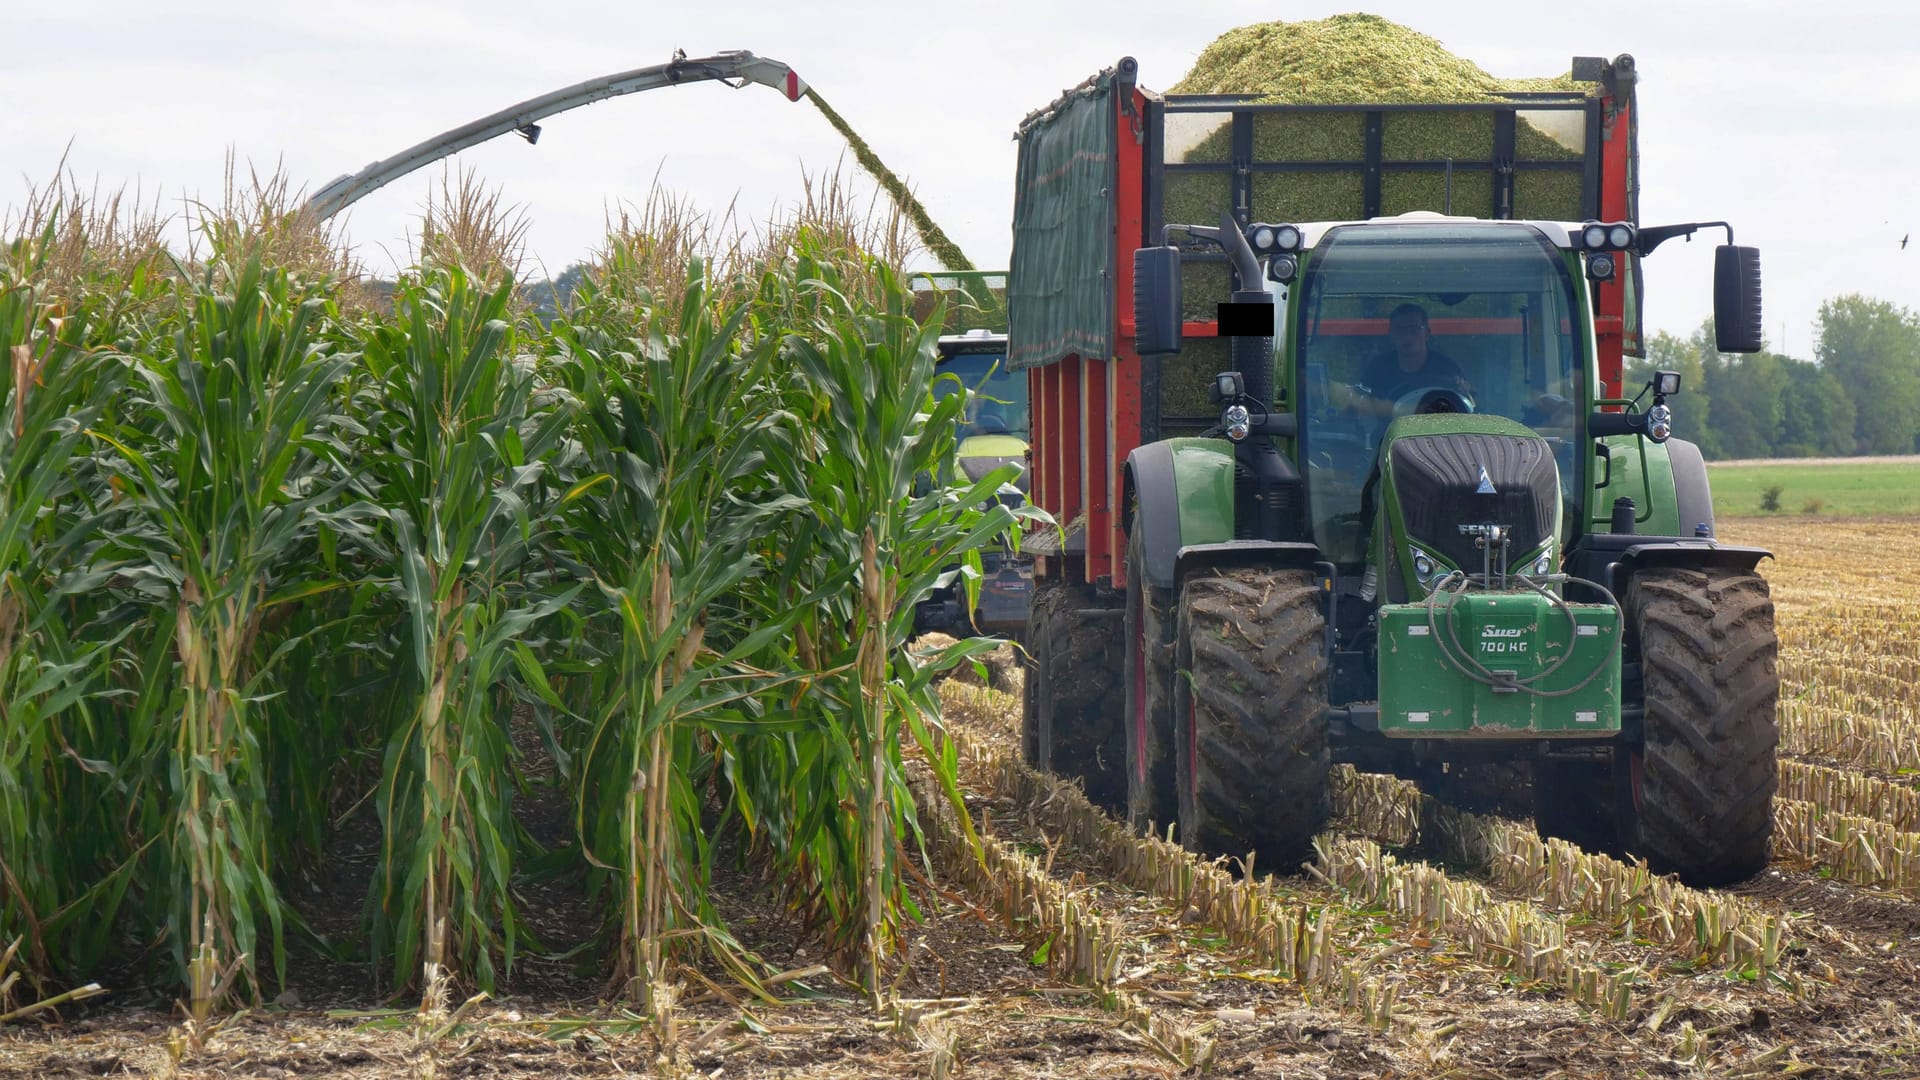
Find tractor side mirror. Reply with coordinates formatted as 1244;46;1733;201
1714;245;1763;353
1134;245;1184;355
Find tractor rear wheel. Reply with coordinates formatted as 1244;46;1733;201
1622;568;1779;886
1124;520;1178;835
1174;566;1329;866
1025;579;1127;812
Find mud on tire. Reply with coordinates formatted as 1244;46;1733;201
1624;567;1779;886
1024;579;1127;812
1174;567;1329;866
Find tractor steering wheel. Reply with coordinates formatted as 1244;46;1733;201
1392;385;1476;416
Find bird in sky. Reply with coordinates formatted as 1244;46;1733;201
1903;233;1911;250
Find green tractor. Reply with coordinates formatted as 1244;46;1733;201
1108;212;1778;887
911;312;1034;640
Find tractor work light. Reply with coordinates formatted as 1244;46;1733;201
1655;371;1682;396
1246;222;1302;254
1587;253;1616;282
1266;254;1298;283
1577;221;1635;251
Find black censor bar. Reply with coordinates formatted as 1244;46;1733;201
1216;302;1275;337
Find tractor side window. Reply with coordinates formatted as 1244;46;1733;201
1298;223;1585;567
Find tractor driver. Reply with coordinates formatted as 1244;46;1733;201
1332;302;1474;419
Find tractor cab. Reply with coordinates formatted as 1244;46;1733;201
914;329;1034;637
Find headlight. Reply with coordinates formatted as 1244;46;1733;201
1275;224;1302;251
1251;225;1275;251
1607;223;1634;248
1410;547;1440;588
1224;404;1251;441
1582;223;1608;249
1534;552;1553;576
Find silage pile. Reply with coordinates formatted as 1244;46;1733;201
1165;14;1586;103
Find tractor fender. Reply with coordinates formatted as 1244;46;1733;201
1598;540;1772;598
1664;437;1715;538
1174;540;1325;586
1122;439;1238;591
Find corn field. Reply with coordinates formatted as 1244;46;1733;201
6;173;1920;1078
0;169;1037;1042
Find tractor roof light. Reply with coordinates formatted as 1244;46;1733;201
1266;254;1298;283
1587;252;1616;282
1578;221;1636;251
1247;222;1303;254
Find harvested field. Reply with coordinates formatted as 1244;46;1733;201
8;517;1920;1077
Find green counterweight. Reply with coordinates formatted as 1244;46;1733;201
1377;590;1620;737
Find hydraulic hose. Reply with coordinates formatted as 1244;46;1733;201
1421;572;1620;699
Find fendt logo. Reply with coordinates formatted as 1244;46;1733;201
1481;627;1524;638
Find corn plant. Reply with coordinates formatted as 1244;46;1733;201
0;230;133;985
356;263;575;998
550;249;809;1008
751;244;1028;1002
98;254;357;1017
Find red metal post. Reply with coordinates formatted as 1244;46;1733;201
1594;78;1634;401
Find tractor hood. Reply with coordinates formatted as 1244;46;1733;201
1379;414;1559;593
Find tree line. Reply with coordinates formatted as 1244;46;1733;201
1628;294;1920;460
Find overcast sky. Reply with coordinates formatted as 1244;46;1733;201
9;1;1918;360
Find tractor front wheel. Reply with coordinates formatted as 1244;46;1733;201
1621;567;1779;886
1174;566;1329;866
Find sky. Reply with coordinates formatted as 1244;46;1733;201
8;1;1919;361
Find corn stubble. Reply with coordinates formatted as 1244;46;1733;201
0;166;1031;1033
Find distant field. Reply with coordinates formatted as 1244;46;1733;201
1708;454;1920;519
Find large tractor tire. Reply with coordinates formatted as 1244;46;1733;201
1123;521;1178;835
1023;579;1127;812
1533;759;1620;855
1621;567;1779;886
1173;566;1330;866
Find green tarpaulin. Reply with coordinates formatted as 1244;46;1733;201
1009;74;1115;371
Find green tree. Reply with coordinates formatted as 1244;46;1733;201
1815;295;1920;454
1703;349;1791;460
1778;361;1856;457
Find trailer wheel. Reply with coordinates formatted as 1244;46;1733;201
1622;568;1779;886
1533;759;1620;854
1019;586;1051;768
1174;566;1329;865
1027;579;1127;812
1124;521;1178;835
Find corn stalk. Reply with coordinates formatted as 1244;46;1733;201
359;263;575;997
100;255;354;1017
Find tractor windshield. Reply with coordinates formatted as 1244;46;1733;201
935;351;1030;441
1294;222;1585;567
